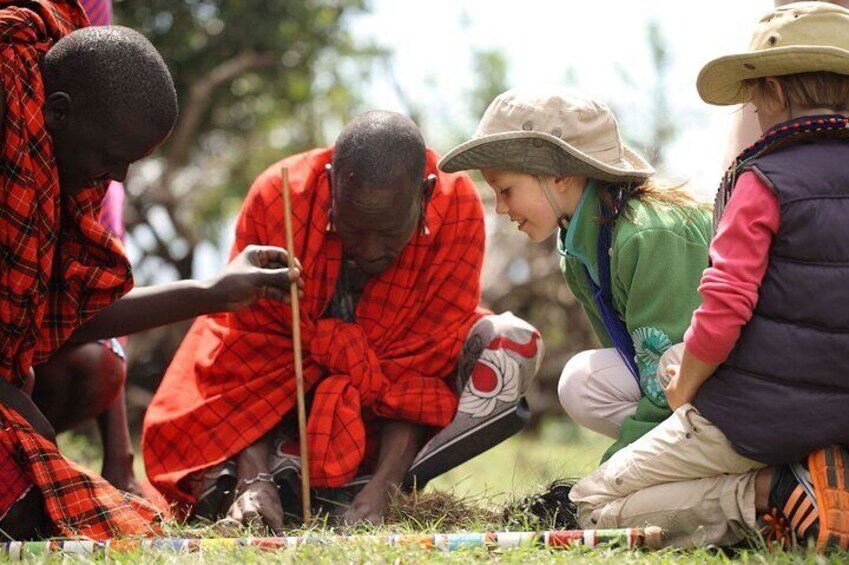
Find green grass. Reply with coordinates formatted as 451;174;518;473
13;423;842;563
428;421;608;500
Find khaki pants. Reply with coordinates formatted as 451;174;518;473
570;405;767;548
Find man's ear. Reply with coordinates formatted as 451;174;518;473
43;92;72;132
422;174;436;204
324;163;336;232
418;174;437;236
325;164;333;193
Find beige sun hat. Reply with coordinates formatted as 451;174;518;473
697;1;849;106
438;86;654;183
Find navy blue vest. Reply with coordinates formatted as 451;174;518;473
694;138;849;465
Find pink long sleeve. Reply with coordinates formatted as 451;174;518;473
684;171;780;364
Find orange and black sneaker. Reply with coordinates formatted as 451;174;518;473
808;444;849;551
762;462;818;548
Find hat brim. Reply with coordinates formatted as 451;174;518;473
438;131;654;183
697;45;849;105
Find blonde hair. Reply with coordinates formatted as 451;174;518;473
596;177;709;224
746;72;849;113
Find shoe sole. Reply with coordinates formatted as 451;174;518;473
808;444;849;551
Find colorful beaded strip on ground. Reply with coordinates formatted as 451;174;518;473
2;527;663;557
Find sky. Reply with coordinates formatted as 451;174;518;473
346;0;773;200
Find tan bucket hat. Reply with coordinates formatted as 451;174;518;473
438;86;654;183
697;1;849;106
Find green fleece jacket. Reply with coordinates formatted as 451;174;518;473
558;183;711;461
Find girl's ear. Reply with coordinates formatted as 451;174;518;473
552;175;573;192
553;175;587;193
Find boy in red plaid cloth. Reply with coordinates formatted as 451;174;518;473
143;111;544;530
0;1;298;540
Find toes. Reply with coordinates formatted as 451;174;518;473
241;509;266;530
213;517;243;537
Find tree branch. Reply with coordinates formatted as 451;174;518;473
165;50;276;169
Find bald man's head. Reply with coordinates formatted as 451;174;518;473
332;111;426;196
331;111;431;275
42;26;178;192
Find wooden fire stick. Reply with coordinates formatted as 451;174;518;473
281;167;311;523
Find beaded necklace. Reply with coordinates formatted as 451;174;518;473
713;115;849;230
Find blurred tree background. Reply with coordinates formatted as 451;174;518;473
112;0;378;407
110;0;678;435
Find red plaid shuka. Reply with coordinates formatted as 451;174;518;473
143;147;486;505
0;428;29;518
0;0;155;539
0;0;133;387
1;408;158;539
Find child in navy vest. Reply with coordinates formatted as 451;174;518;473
570;2;849;551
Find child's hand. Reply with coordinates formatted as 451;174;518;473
662;348;718;411
662;365;695;411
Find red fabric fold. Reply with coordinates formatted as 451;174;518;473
2;405;158;539
143;147;486;503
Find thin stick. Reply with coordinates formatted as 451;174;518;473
281;166;311;523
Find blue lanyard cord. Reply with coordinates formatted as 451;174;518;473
585;200;640;383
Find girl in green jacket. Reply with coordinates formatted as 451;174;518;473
439;86;711;461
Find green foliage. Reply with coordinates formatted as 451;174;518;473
470;48;509;120
645;19;676;168
113;0;379;277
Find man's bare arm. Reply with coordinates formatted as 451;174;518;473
344;419;426;524
70;245;301;342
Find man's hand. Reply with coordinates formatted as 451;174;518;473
343;477;395;526
226;478;285;534
209;245;304;312
342;420;425;526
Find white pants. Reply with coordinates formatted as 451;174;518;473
557;345;683;438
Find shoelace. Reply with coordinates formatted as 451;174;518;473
762;508;794;549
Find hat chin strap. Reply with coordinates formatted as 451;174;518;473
537;176;571;231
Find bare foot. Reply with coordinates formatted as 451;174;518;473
226;480;285;534
343;478;395;526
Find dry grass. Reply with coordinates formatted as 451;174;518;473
386;490;502;531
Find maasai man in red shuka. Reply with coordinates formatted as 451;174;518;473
0;2;178;539
30;0;145;500
143;111;542;529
